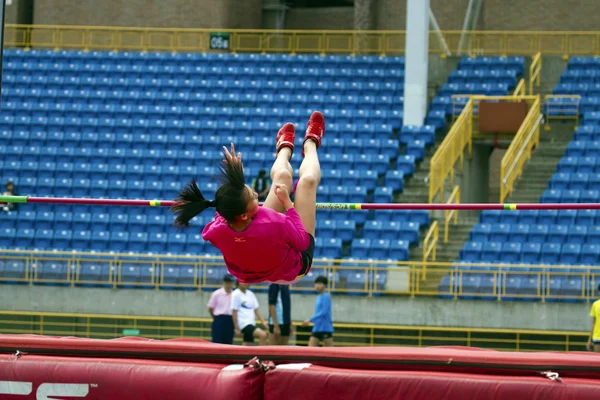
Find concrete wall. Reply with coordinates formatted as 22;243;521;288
285;7;354;30
32;0;262;29
1;285;590;332
480;0;600;31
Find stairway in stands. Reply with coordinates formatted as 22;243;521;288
507;124;575;203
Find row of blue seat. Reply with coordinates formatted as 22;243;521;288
540;188;600;203
3;78;406;95
460;241;600;264
480;209;600;225
2;165;394;188
0;117;402;135
550;172;600;190
440;275;586;302
2;88;401;105
3;50;406;66
4;66;406;79
1;102;404;121
438;83;511;96
0;262;394;293
554;83;600;95
469;223;599;244
556;156;600;173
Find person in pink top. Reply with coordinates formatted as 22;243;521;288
171;111;325;284
207;273;236;344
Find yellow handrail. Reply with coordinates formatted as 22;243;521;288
500;96;542;202
422;221;439;280
429;99;473;204
543;94;581;130
444;186;460;243
3;250;600;300
7;25;600;55
513;78;526;98
529;52;542;95
0;310;588;351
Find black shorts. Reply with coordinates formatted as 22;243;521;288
298;233;315;277
312;331;333;341
241;325;256;343
269;324;291;337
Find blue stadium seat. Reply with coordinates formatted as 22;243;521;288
371;239;391;259
561;244;582;265
582;244;600;264
350;239;371;258
481;242;501;262
470;224;491;242
322;238;342;259
541;243;561;264
460;242;482;262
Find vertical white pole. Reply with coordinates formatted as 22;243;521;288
403;0;430;126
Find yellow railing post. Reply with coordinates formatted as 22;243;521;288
444;186;460;243
528;52;542;95
422;221;439;280
513;78;526;98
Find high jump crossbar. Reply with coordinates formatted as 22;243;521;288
1;195;599;211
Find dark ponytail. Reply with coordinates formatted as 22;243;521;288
171;179;214;228
171;149;248;227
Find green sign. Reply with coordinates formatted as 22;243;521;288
210;32;230;50
122;329;140;336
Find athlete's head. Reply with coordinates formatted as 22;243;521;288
171;149;259;227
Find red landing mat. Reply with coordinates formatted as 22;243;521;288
1;335;600;379
0;355;262;400
264;365;600;400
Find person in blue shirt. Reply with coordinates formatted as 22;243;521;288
302;275;334;347
268;283;292;345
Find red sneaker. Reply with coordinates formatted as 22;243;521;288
303;111;325;157
276;122;296;158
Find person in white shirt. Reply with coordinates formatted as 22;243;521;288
231;282;268;346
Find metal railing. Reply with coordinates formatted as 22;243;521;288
529;51;542;95
0;310;588;351
3;250;600;301
8;25;600;55
444;186;460;243
500;95;542;202
513;78;526;98
544;94;581;130
429;99;473;204
422;221;439;280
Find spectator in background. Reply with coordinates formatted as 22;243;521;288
252;169;270;202
208;274;236;344
231;282;269;346
268;283;292;345
1;181;18;213
587;283;600;352
303;275;334;347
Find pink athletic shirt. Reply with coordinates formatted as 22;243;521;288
202;207;311;284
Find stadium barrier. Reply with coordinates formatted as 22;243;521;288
0;311;589;351
7;25;600;56
1;250;600;301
